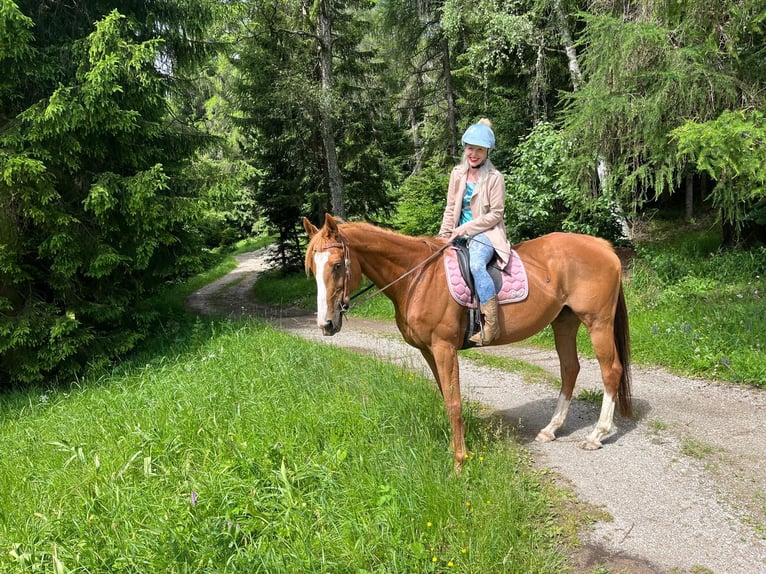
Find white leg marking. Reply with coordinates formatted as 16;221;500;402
314;252;329;327
536;393;571;443
582;393;616;450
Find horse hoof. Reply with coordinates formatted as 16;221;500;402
535;430;556;443
580;439;603;450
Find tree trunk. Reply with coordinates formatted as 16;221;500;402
441;36;457;160
531;36;546;124
553;0;582;92
316;0;345;219
410;109;424;174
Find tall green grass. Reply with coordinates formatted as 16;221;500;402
0;319;568;573
626;240;765;384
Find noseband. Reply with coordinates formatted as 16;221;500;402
319;238;352;315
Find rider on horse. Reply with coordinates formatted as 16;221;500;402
438;119;511;346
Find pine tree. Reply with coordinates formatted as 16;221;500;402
0;3;216;385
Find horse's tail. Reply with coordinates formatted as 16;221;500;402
614;283;633;417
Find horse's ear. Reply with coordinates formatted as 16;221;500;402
303;217;319;238
324;212;338;233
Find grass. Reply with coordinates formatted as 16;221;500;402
680;436;717;460
647;420;668;433
0;316;572;573
287;216;766;387
575;389;603;405
625;241;765;385
252;268;318;309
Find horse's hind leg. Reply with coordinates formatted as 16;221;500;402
581;322;623;450
536;309;580;443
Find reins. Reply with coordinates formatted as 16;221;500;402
345;240;452;312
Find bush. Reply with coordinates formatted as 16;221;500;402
393;167;450;236
505;122;623;241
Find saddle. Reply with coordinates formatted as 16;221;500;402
444;244;529;349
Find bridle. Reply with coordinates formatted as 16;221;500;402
317;238;353;315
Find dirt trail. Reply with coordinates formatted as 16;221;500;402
187;248;766;573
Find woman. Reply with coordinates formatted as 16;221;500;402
438;118;510;346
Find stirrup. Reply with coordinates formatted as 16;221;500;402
468;325;485;345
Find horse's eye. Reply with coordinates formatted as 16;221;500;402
333;262;343;271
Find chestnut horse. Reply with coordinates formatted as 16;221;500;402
303;214;632;470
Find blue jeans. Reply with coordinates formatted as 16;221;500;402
468;233;496;304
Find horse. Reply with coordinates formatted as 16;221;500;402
303;213;632;471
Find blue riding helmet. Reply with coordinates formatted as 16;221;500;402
461;123;495;150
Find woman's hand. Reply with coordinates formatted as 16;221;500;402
449;225;468;240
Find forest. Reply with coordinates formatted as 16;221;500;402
1;0;765;385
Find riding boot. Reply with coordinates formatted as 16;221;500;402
469;296;500;346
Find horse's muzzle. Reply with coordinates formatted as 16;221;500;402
321;318;342;336
320;301;347;336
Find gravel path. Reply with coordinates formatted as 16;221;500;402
187;248;766;573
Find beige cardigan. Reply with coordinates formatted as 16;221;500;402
438;165;511;266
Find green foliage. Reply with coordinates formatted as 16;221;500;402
228;0;399;271
562;1;762;224
506;123;623;241
443;0;536;78
672;109;766;233
392;167;449;236
0;9;212;385
0;1;33;69
0;320;568;572
442;0;572;154
184;152;263;247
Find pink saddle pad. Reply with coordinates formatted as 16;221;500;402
444;247;529;308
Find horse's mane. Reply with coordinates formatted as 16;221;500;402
339;221;447;253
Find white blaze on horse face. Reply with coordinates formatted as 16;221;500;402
314;251;331;327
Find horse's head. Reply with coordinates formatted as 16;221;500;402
303;213;360;336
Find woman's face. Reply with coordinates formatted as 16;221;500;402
464;144;488;168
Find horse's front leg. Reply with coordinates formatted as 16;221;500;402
420;344;466;472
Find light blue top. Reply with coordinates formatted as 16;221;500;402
459;182;476;226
